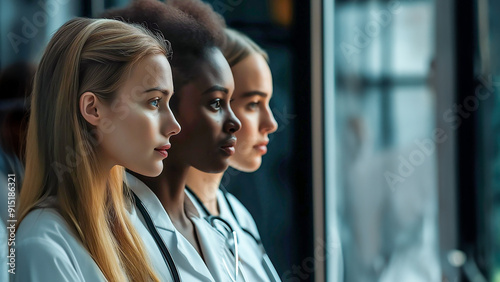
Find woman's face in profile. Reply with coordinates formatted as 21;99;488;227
168;48;241;173
228;53;278;172
96;54;180;176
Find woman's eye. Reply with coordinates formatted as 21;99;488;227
209;99;222;111
149;98;162;108
248;101;260;110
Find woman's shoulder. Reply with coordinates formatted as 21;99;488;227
16;208;82;260
14;208;104;281
16;208;70;241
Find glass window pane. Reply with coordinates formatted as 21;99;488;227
328;1;440;281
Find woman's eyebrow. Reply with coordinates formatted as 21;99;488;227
202;85;228;95
144;87;170;95
240;91;268;98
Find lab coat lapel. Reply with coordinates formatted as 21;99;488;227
126;173;215;281
156;226;215;281
125;173;175;233
191;217;229;281
217;191;272;281
185;193;245;282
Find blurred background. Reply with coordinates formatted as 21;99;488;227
0;0;498;281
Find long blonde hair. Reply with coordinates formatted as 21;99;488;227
18;18;168;281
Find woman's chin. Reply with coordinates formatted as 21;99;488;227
132;163;163;178
194;160;230;174
229;157;262;173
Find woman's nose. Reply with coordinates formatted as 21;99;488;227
163;108;181;137
224;107;241;134
261;107;278;134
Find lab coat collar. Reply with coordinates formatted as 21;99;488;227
217;189;234;223
186;189;247;281
191;217;228;281
217;190;269;281
125;172;175;233
170;193;219;279
184;190;239;281
126;172;236;281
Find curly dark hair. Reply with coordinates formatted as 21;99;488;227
101;0;226;91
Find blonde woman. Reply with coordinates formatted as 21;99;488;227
185;28;281;281
15;17;180;281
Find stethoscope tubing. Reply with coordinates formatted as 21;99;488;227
132;192;182;282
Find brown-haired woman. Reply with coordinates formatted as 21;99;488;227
15;17;180;281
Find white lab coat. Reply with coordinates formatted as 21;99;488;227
14;208;106;282
186;188;281;282
126;173;246;282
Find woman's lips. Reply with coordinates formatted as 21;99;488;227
254;145;267;155
220;138;237;156
154;149;168;158
254;140;269;155
154;144;171;158
220;145;235;156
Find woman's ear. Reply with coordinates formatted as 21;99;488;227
80;92;101;126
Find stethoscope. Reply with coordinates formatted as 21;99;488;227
132;192;181;282
205;215;242;281
185;186;281;282
133;190;243;282
183;187;244;281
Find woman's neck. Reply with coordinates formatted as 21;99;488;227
185;167;224;216
131;161;206;259
132;161;190;224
